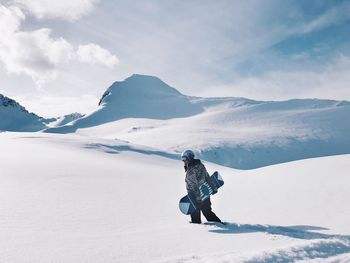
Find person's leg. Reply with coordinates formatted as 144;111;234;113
190;209;201;223
201;198;221;222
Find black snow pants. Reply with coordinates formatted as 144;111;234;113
190;197;221;224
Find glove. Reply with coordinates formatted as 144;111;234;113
212;187;218;195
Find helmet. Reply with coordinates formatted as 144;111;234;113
181;149;195;161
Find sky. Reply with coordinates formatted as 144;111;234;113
1;0;350;117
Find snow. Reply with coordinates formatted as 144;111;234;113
74;101;350;168
44;74;350;169
2;74;350;261
45;74;203;133
45;112;85;128
1;132;349;262
0;93;85;131
2;74;350;169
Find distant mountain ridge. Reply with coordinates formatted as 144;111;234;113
45;112;85;128
0;94;84;132
1;94;31;111
0;94;46;132
46;74;350;134
2;74;350;169
45;74;204;133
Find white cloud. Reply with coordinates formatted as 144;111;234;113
0;5;74;86
15;93;99;117
0;4;23;34
12;0;99;21
77;44;119;68
0;3;118;88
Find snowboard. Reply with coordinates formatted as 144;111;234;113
179;171;224;215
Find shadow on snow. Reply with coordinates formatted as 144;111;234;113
204;222;350;261
84;143;180;160
206;222;349;240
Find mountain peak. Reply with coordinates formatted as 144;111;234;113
114;74;172;88
0;94;46;132
99;74;183;106
47;74;203;133
1;94;23;109
127;73;162;81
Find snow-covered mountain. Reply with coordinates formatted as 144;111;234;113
0;93;86;132
45;74;203;133
45;74;350;169
0;94;46;132
45;112;85;128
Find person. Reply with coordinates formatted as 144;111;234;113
181;149;222;224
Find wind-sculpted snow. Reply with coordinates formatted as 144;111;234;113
159;236;350;263
198;137;350;169
75;96;350;169
158;223;350;262
194;100;350;168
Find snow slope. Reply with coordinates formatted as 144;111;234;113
0;94;46;132
44;74;350;169
111;98;350;169
1;132;349;262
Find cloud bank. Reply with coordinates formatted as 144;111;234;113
0;2;117;87
77;44;119;67
12;0;99;21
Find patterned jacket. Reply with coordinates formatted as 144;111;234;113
185;159;217;203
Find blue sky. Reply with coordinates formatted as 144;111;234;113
1;0;350;116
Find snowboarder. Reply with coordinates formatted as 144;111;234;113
181;150;222;224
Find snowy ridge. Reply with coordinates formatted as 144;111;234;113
45;74;203;133
0;94;46;132
0;93;84;131
44;74;350;169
